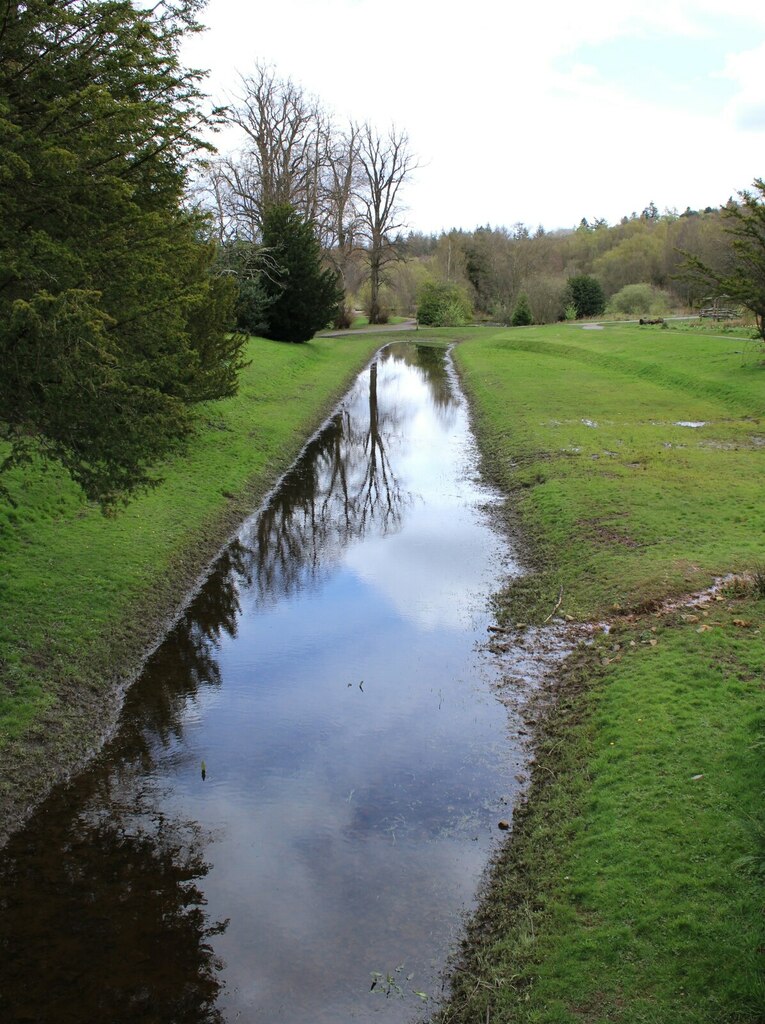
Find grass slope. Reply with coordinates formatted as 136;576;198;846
435;323;764;1024
0;333;382;841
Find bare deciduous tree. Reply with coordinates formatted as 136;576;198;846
211;63;332;237
355;124;418;323
231;64;324;215
324;123;362;288
201;70;364;258
196;69;418;326
194;157;260;243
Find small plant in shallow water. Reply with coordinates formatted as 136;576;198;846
369;966;429;1002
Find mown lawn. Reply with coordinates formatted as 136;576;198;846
434;322;764;1024
0;333;382;831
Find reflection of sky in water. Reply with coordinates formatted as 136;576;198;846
0;344;524;1024
345;356;500;632
164;347;520;1020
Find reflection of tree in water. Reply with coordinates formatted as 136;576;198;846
118;540;251;762
111;351;414;761
244;354;409;604
0;344;463;1024
0;552;247;1020
0;783;226;1024
120;343;455;756
383;342;457;413
117;345;456;749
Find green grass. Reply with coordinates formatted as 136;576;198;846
1;322;762;1018
662;318;761;340
435;323;764;1024
454;323;764;621
0;333;382;825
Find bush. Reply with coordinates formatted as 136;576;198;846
234;276;272;336
366;303;389;324
511;292;534;326
331;304;355;330
608;283;672;316
358;282;393;324
566;274;606;318
417;282;473;326
524;275;569;324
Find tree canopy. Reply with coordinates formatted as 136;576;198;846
0;0;242;508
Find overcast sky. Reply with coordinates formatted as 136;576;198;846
182;0;765;234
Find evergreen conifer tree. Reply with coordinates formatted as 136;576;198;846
566;275;606;318
511;292;534;326
0;0;242;508
261;205;344;343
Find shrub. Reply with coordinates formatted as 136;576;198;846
524;275;569;324
417;282;473;326
608;283;672;316
331;303;355;330
566;274;606;318
234;276;272;336
368;304;389;324
511;292;534;326
358;282;393;324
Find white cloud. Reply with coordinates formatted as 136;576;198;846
183;0;765;230
720;41;765;131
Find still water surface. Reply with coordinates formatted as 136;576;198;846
0;343;525;1023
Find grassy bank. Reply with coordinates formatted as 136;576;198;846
0;332;382;843
436;323;764;1023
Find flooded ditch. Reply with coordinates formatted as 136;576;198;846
1;342;549;1023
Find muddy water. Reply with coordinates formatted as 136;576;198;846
0;343;527;1024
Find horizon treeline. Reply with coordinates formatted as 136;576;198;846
344;204;736;323
203;67;738;325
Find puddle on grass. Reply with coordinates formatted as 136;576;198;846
0;343;545;1024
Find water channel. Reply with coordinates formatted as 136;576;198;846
0;342;529;1023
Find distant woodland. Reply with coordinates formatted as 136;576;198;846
202;66;754;328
